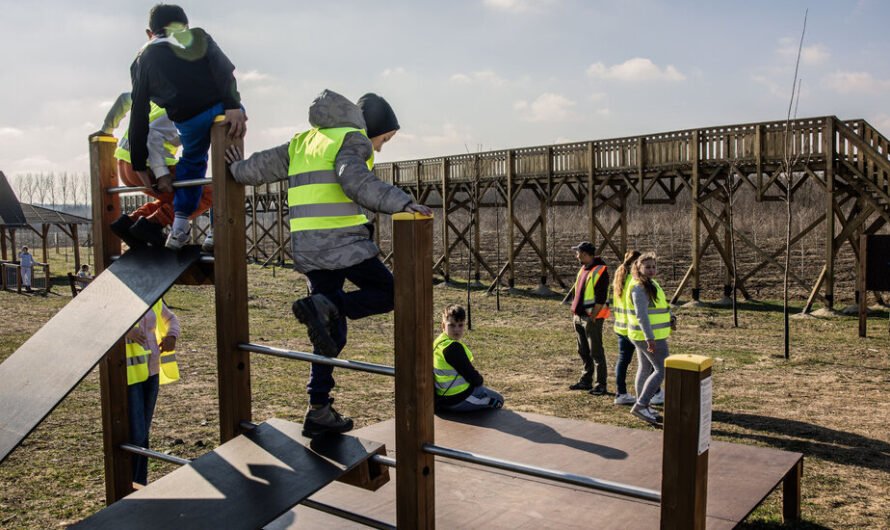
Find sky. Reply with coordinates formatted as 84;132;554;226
1;0;889;177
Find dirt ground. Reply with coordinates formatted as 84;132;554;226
0;254;888;529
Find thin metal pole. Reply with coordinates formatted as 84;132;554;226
423;443;661;503
120;443;191;466
300;500;396;530
239;342;395;377
106;178;212;194
371;454;397;468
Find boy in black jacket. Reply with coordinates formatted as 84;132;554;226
433;305;504;412
129;4;247;250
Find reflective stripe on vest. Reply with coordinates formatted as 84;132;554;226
125;300;180;385
612;275;633;336
287;127;373;232
432;332;474;397
114;102;179;166
575;265;612;319
624;279;671;341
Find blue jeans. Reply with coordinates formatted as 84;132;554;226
615;333;636;395
128;375;160;485
442;386;505;412
173;102;223;217
304;257;395;404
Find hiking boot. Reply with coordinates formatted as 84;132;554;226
569;381;593;391
165;227;191;251
201;230;214;253
110;214;143;249
614;393;636;405
631;403;660;425
130;217;166;248
292;294;340;357
588;384;607;396
302;399;353;438
650;389;665;406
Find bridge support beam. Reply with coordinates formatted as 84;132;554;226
823;118;836;310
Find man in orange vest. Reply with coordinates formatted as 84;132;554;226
569;241;611;395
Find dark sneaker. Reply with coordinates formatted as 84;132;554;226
302;399;354;438
292;295;340;357
569;381;593;391
110;214;143;249
588;384;607;396
129;217;167;248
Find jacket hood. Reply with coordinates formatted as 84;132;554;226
308;89;367;130
144;27;210;61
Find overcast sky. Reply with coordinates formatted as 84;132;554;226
1;0;888;177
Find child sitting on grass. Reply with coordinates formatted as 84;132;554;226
434;304;504;412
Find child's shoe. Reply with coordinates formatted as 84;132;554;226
165;227;190;250
302;399;353;438
201;229;214;253
614;393;636;405
631;403;660;425
650;389;665;406
292;294;340;357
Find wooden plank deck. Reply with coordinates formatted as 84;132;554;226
73;418;386;530
271;411;802;529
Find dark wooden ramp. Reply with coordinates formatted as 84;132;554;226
73;418;386;530
272;411;803;529
0;246;202;463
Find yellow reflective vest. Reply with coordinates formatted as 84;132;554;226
624;278;672;341
287;127;373;232
612;275;633;336
433;333;474;397
114;102;179;167
574;265;611;319
125;300;180;386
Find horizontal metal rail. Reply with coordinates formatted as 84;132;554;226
107;178;212;194
239;342;395;377
108;253;213;263
370;454;396;468
120;443;191;466
423;443;661;503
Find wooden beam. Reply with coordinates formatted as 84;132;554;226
506;151;516;288
441;158;450;282
691;130;701;301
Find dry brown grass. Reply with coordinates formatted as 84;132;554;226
0;253;888;529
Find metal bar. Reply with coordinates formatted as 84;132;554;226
107;178;212;194
110;254;214;263
301;499;396;530
239;343;395;377
423;443;661;503
120;443;191;466
371;454;397;468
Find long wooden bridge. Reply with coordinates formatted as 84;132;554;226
243;115;889;311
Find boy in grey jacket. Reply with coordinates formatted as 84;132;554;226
225;89;430;437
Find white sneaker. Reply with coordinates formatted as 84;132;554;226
631;403;660;425
651;389;665;406
614;393;636;405
165;228;190;250
201;231;213;253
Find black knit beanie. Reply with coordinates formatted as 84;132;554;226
357;93;400;138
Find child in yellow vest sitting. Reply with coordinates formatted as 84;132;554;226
434;305;504;412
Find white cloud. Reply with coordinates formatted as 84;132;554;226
238;69;272;82
514;93;577;122
587;58;686;82
823;71;890;94
0;127;24;137
449;70;507;86
483;0;557;14
381;67;409;77
777;38;830;66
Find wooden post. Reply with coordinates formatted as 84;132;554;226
755;125;764;201
541;147;552;287
210;117;252;443
859;234;868;337
41;224;49;264
823;118;836;310
71;224;81;272
638;137;646;205
91;133;132;503
783;459;803;524
473;157;481;283
691;131;701;301
393;212;435;530
587;142;596;245
441;158;450;283
1;226;6;261
506;151;516;289
661;354;712;530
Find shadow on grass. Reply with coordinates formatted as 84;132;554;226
436;409;628;460
713;411;890;473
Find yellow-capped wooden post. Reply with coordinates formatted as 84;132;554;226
393;212;435;529
661;354;712;529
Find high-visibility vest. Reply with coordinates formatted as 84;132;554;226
114;102;179;166
574;265;612;319
624;278;672;341
432;333;474;397
287;127;373;233
612;275;633;336
125;301;180;386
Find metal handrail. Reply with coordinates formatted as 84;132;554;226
239;342;395;377
107;178;212;194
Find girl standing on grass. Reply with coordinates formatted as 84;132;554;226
624;252;673;425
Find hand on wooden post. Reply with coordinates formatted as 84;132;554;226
224;108;248;139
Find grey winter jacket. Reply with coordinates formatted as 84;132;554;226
229;89;413;273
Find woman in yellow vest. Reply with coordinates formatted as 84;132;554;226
434;305;504;412
125;299;180;485
224;89;431;437
624;253;673;425
611;250;641;405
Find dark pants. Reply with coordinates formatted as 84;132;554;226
615;333;636;395
127;374;160;485
173;102;222;217
304;257;395;404
573;316;607;387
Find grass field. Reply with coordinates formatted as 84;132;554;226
0;253;888;529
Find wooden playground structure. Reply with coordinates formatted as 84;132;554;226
0;120;805;528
